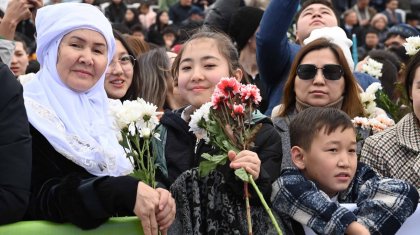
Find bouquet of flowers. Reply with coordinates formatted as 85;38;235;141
352;114;395;156
109;98;160;188
404;36;420;56
361;58;383;79
360;82;404;121
189;77;282;235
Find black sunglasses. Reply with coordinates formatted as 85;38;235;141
297;64;344;81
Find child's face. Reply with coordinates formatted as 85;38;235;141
177;38;234;108
294;127;357;197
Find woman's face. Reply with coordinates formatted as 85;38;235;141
159;12;169;25
105;40;134;99
125;9;135;22
10;41;29;77
410;67;420;121
177;38;235;108
57;29;108;92
294;48;345;107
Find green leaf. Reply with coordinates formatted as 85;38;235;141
199;153;228;177
199;159;219;177
234;168;249;182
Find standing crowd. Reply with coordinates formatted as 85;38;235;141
0;0;420;234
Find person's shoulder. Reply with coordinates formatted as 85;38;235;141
0;63;21;100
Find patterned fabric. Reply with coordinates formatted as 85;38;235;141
168;168;287;235
361;113;420;192
271;163;419;235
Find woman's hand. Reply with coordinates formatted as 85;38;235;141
155;188;176;234
133;182;159;235
228;150;261;180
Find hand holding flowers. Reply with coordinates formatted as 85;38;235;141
189;77;282;235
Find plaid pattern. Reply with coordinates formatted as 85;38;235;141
361;113;420;192
271;163;419;234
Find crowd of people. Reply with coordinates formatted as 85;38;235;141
0;0;420;234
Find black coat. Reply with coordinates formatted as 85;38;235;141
0;63;32;224
160;108;283;204
24;126;138;229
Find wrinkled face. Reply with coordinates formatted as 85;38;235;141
365;33;379;47
410;67;420;122
10;41;29;77
56;29;108;92
296;3;338;44
294;48;345;107
125;9;135;22
299;127;357;197
177;38;235;108
105;40;134;99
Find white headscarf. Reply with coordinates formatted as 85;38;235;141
23;3;133;176
303;26;355;71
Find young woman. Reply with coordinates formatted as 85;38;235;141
159;27;283;234
105;30;140;101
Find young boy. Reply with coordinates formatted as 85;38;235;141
271;107;419;235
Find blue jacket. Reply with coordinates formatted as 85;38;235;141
256;0;300;115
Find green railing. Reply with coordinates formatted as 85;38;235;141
0;217;144;235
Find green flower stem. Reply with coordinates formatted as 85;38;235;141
248;174;283;235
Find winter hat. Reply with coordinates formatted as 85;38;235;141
386;24;420;39
228;6;263;52
304;26;355;71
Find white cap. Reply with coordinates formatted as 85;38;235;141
303;26;354;71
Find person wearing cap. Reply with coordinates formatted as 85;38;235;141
384;23;420;48
22;3;175;233
228;6;268;113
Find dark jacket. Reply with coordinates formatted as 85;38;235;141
105;2;127;24
0;63;32;224
159;108;283;203
24;126;138;229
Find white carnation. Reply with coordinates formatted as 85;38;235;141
189;102;212;143
365;82;382;95
404;36;420;56
361;59;383;79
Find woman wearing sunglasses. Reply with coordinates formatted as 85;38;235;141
272;38;364;170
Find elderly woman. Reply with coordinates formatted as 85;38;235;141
22;3;175;233
272;38;365;169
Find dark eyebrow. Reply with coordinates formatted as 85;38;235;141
180;55;220;64
69;36;107;48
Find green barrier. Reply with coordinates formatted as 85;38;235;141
0;217;144;235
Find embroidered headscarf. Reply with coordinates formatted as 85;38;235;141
23;3;133;176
